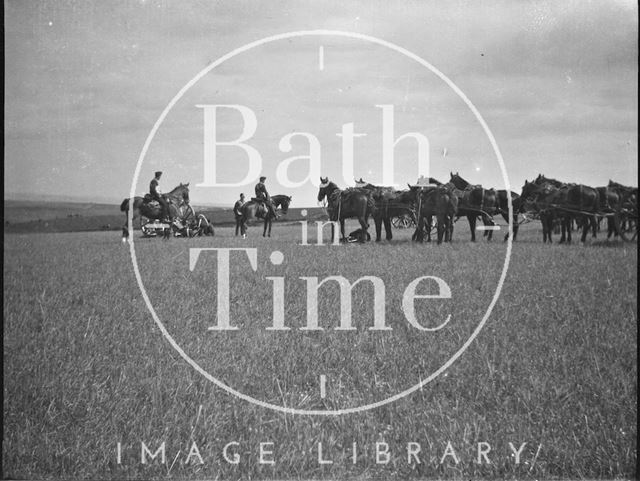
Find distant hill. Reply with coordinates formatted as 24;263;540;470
3;199;326;234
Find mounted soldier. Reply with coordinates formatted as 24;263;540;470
254;176;278;219
149;171;171;222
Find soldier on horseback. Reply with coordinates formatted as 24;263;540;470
149;171;171;222
255;176;278;219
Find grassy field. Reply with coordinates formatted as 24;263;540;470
3;223;637;479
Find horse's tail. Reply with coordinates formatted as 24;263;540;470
120;198;129;211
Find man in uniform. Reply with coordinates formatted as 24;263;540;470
254;176;277;219
150;171;171;221
233;193;246;237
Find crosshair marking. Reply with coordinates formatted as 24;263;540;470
320;375;327;398
319;45;324;71
476;225;501;231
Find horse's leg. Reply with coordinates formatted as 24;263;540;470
424;215;431;242
358;214;369;243
374;214;382;242
340;219;346;242
436;214;444;244
468;215;476;241
413;215;423;242
364;213;371;242
122;209;129;239
542;213;550;243
384;216;392;241
580;216;590;243
501;212;510;241
607;217;616;239
357;217;365;243
484;215;494;241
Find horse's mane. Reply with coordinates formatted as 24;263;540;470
166;182;190;194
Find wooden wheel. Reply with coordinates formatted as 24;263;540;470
392;214;414;229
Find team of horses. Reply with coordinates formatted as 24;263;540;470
120;174;636;243
315;173;637;245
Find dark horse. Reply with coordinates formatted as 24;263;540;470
447;172;498;241
596;185;622;239
412;185;458;244
317;177;375;243
239;194;292;237
120;183;191;239
533;174;599;243
358;182;417;241
520;180;563;243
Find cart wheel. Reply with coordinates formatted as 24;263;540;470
392;214;414;229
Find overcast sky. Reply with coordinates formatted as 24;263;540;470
5;0;637;206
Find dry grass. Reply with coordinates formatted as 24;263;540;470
3;225;636;479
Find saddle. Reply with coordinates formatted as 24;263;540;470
143;194;160;207
248;199;268;219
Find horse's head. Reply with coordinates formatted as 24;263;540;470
520;180;535;198
521;180;554;211
318;177;332;202
449;172;468;189
166;182;190;204
178;183;190;204
278;196;292;214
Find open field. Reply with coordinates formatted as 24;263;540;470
3;225;637;479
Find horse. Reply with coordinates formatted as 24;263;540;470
596;186;621;239
607;180;638;239
239;194;292;237
608;180;638;213
120;183;191;239
357;181;417;241
520;180;564;243
532;174;599;243
317;177;375;243
450;173;521;241
413;185;458;244
447;172;498;241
